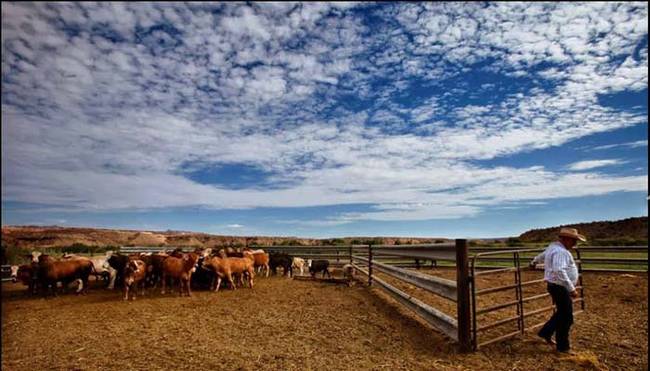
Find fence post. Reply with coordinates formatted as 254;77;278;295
456;239;471;352
514;252;524;334
349;245;352;264
576;248;585;311
368;244;373;286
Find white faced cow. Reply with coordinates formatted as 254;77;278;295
28;251;42;263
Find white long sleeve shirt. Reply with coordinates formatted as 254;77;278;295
531;241;579;292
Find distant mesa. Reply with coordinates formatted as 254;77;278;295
2;217;646;251
518;217;648;245
0;225;450;251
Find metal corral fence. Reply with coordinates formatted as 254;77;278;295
262;245;648;272
2;243;647;352
252;243;647;351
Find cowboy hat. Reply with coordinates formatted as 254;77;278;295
558;227;586;242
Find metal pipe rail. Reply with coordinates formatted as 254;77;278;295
352;264;459;341
352;255;457;300
1;265;12;282
470;245;648;253
369;246;458;261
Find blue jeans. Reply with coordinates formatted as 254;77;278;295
538;283;574;352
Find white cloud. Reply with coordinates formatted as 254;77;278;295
567;159;627;171
590;140;648;151
1;2;647;224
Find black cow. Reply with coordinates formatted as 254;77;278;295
191;255;215;290
107;253;131;288
269;253;293;277
146;253;170;289
309;259;331;278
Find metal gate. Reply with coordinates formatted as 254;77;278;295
469;248;585;349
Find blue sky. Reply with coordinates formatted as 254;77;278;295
1;2;647;238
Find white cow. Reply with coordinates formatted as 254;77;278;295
292;257;307;276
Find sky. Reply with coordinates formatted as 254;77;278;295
1;2;648;239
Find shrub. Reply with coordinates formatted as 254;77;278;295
3;244;27;265
506;237;521;247
61;243;93;255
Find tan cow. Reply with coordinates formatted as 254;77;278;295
202;255;255;292
161;252;199;297
243;248;270;277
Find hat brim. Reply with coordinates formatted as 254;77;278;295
559;232;586;242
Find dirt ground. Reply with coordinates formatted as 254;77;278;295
1;270;647;371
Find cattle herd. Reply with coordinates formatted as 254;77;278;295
9;247;356;300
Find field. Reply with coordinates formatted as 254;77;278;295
2;271;647;371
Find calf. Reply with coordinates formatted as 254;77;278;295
123;259;147;301
342;263;356;286
161;252;199;297
37;254;94;297
292;257;307;276
308;259;331;278
269;253;293;277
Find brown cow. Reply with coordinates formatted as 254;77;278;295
145;252;169;289
123;259;147;301
161;252;199;297
202;255;255;292
243;249;270;278
37;254;94;297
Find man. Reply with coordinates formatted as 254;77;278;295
530;227;585;353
